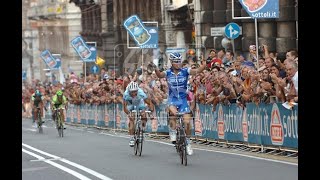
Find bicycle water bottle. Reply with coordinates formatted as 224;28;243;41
124;15;151;45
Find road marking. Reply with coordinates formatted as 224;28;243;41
30;158;63;162
99;132;298;166
22;148;91;180
22;128;37;132
22;166;49;172
22;143;113;180
55;125;298;166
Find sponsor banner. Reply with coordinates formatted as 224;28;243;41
219;104;244;142
94;105;99;126
70;36;97;62
247;103;298;148
66;104;72;122
40;50;57;70
77;106;81;124
117;103;129;129
69;102;297;149
73;104;77;123
107;104;116;128
145;103;168;133
238;0;279;19
80;104;86;124
97;105;105;127
88;105;95;125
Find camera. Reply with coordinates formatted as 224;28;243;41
258;46;264;52
261;92;268;102
206;57;212;64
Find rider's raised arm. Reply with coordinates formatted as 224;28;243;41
144;98;154;112
189;59;207;75
155;68;166;78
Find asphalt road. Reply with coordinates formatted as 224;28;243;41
22;119;297;180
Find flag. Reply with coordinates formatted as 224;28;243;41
96;56;105;68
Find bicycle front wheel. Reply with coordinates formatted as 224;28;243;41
57;113;63;137
38;112;43;134
138;126;143;156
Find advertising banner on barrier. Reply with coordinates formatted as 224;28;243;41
145;103;168;133
107;104;116;128
246;103;298;148
67;102;297;149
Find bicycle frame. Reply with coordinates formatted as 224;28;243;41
131;107;151;156
55;107;64;137
36;107;43;133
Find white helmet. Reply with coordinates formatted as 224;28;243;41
127;81;139;92
103;74;109;80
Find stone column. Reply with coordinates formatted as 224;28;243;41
276;0;297;54
101;0;107;33
198;0;214;52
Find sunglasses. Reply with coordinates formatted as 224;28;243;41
172;60;181;64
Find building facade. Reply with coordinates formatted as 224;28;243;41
70;0;298;75
26;0;83;82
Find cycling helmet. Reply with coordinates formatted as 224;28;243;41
56;90;63;96
127;81;139;92
103;74;109;80
169;52;182;60
35;90;42;96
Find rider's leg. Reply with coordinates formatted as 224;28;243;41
183;113;192;138
168;105;178;143
180;99;193;155
168;105;178;130
59;108;66;129
127;105;135;146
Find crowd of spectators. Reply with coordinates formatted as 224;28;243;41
22;45;298;117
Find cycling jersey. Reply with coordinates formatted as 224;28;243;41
52;95;67;109
165;67;191;99
31;93;44;107
123;88;147;110
165;67;191;113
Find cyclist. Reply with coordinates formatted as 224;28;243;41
31;90;46;127
151;52;206;155
123;81;154;147
51;90;67;129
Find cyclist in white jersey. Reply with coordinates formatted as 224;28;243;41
123;81;155;147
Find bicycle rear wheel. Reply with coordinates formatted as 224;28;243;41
178;129;185;165
176;129;180;153
183;137;188;166
60;121;64;137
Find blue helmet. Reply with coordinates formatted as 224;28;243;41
169;52;182;61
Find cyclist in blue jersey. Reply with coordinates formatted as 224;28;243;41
123;81;155;147
151;52;206;155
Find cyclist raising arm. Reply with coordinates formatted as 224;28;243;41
51;90;67;129
123;81;154;147
150;52;206;155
